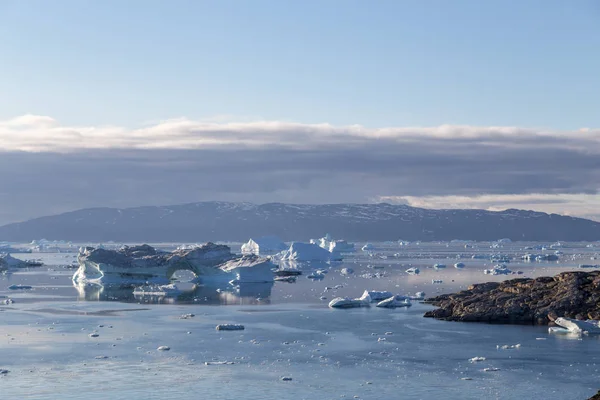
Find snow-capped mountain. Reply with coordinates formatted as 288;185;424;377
0;201;598;242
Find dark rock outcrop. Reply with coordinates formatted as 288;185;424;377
589;390;600;399
423;271;600;324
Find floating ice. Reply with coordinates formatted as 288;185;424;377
454;262;465;269
469;357;486;362
433;264;447;270
279;242;342;262
484;264;512;275
205;361;235;365
497;344;521;349
431;279;443;284
376;296;412;308
483;367;500;372
216;324;245;331
405;267;420;275
340;267;354;275
359;290;393;302
553;317;600;334
157;346;170;351
241;237;287;256
8;285;32;290
328;296;371;309
362;243;375;252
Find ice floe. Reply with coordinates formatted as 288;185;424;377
375;296;412;308
552;317;600;334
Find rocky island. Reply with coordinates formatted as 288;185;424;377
424;271;600;324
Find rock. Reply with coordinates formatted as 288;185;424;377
588;390;600;400
423;271;600;325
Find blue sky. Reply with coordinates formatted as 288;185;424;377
0;0;599;224
1;0;599;128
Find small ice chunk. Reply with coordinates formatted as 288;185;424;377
8;285;32;290
454;262;465;269
216;324;245;331
469;357;486;362
431;279;443;284
554;317;600;334
205;361;235;365
340;268;354;275
483;367;500;372
405;267;420;275
0;369;9;375
88;333;99;338
157;346;171;351
433;264;447;269
280;376;293;381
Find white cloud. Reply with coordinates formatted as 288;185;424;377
0;114;599;153
378;193;600;221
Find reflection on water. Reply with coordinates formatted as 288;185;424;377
74;281;274;305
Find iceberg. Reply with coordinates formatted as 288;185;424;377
241;237;287;256
218;255;276;283
376;296;412;308
311;234;355;253
328;296;371;309
359;290;393;302
0;253;28;269
278;242;342;262
553;317;600;334
484;264;512;275
73;243;274;285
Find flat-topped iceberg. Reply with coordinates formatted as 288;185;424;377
241;237;287;256
73;243;274;285
278;242;342;262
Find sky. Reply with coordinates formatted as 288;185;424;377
0;0;599;225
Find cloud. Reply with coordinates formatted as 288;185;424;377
378;194;600;221
0;114;599;225
1;114;599;152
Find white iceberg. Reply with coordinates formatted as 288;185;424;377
73;243;274;286
484;264;512;275
553;317;600;334
279;242;342;262
241;237;287;256
359;290;393;302
0;253;28;269
311;234;355;253
328;296;371;309
376;296;412;308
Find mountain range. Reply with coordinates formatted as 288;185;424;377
0;201;599;242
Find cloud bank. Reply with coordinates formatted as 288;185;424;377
0;115;599;225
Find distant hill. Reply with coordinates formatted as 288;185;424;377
0;201;599;242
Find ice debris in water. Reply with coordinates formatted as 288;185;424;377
280;377;293;381
431;279;443;284
405;267;420;275
0;369;9;375
205;361;235;365
483;367;500;372
454;262;466;269
88;333;99;338
216;324;245;331
157;346;170;351
497;344;521;349
8;285;33;290
179;313;195;319
340;267;354;275
469;357;486;362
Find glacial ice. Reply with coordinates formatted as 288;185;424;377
328;296;371;309
72;243;274;285
0;253;28;269
279;242;342;262
359;290;393;302
553;317;600;334
311;234;355;253
484;264;512;275
241;237;287;256
375;296;412;308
